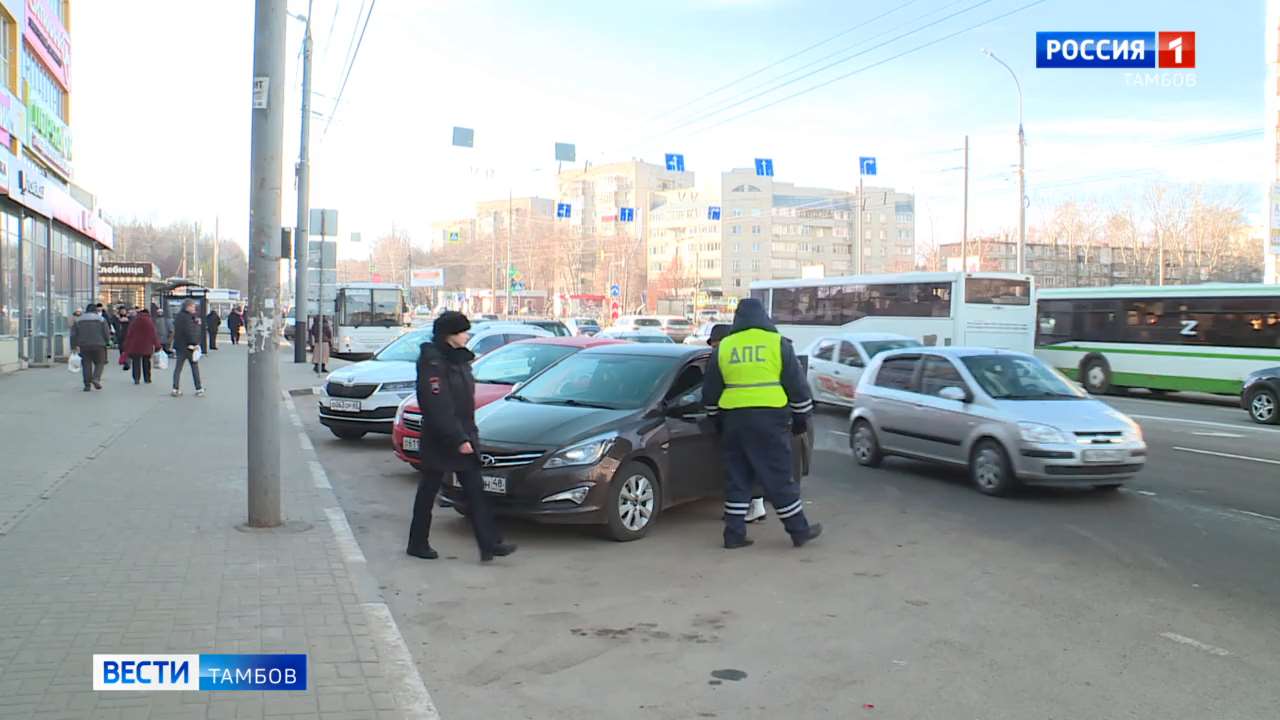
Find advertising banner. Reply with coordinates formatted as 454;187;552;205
411;268;444;288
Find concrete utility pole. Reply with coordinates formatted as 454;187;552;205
293;0;313;363
212;216;220;288
247;0;285;528
855;174;864;275
506;190;513;316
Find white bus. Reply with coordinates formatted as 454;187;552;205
1036;284;1280;396
332;282;411;359
749;271;1035;352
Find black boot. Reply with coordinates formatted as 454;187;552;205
313;364;319;373
723;538;754;550
481;543;517;562
792;523;823;548
406;545;439;560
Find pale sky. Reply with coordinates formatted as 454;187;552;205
71;0;1268;259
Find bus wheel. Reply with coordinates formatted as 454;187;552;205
1080;356;1112;395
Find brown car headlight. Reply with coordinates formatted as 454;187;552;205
543;432;617;469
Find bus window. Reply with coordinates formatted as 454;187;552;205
965;278;1030;306
371;289;403;327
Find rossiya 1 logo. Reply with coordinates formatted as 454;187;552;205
1036;31;1195;69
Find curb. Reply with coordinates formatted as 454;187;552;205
280;390;441;719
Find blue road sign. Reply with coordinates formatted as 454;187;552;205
665;153;685;172
619;207;635;222
448;231;459;242
610;284;621;298
859;156;877;176
555;143;576;162
708;206;722;220
754;158;774;177
451;126;474;148
556;202;572;219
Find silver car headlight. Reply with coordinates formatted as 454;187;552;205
541;485;592;504
544;432;618;469
381;381;416;393
1018;422;1067;444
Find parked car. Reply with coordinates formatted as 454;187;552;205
849;347;1147;495
657;316;694;343
563;318;601;336
519;319;572;337
683;322;720;346
318;323;552;440
1242;366;1280;424
803;333;921;407
392;335;626;467
613;315;664;333
598;327;675;344
441;343;813;541
696;309;720;323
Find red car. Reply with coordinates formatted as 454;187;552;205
393;336;625;467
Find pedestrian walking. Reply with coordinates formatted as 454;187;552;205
69;303;110;391
702;298;821;549
171;300;205;397
706;323;768;525
122;307;161;385
227;306;245;345
152;303;173;354
309;315;332;374
407;311;517;563
206;308;222;350
112;307;132;366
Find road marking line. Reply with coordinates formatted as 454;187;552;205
1173;446;1280;466
1129;414;1280;434
1191;431;1244;438
299;433;314;452
309;460;331;489
1231;509;1280;524
830;430;849;436
324;507;366;565
1159;632;1230;657
363;602;442;719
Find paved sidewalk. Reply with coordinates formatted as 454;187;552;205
0;346;437;719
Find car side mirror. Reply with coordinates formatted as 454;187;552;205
939;386;970;403
665;391;703;417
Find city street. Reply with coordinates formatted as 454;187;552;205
296;382;1280;720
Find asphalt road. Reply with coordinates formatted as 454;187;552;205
295;389;1280;720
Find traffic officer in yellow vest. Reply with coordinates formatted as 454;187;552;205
702;298;822;549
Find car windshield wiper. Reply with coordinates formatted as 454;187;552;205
477;379;517;385
542;398;619;410
504;393;531;402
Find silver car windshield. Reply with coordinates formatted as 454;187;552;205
960;355;1084;400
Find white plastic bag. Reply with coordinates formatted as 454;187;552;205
154;351;169;370
192;347;203;363
67;351;81;373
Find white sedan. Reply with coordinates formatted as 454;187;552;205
801;332;922;407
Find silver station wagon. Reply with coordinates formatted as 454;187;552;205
849;347;1147;495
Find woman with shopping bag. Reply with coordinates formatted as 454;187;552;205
122;307;162;385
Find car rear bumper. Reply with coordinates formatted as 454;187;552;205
1014;443;1147;484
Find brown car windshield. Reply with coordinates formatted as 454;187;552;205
512;354;678;409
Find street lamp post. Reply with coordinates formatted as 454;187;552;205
983;49;1026;276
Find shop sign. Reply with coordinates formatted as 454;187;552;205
0;88;25;144
25;0;71;90
25;94;70;177
18;168;44;198
100;261;157;283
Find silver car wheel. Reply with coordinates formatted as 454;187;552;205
1252;393;1276;422
618;474;654;532
974;448;1004;490
1086;365;1107;389
853;426;874;463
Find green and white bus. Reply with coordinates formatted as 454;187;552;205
1035;284;1280;396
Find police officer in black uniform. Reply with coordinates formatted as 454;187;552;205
703;299;822;549
407;311;517;562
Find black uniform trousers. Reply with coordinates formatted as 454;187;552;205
410;466;502;555
721;407;811;544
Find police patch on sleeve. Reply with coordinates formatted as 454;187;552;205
429;376;441;395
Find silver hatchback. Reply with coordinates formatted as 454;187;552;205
849;347;1147;495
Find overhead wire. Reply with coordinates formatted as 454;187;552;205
323;0;377;140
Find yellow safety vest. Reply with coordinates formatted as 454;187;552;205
717;328;787;409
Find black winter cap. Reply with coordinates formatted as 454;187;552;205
433;311;472;338
708;323;731;344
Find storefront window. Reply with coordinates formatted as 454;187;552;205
0;211;11;336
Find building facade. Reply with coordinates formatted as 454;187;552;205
646;169;915;307
0;0;113;372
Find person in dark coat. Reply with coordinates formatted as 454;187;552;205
407;311;516;563
227;306;245;345
114;307;132;367
206;309;222;350
309;315;332;373
171;300;205;397
70;303;110;391
122;308;161;384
